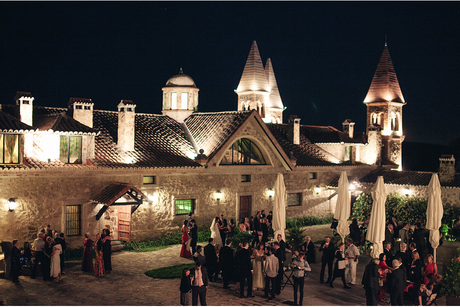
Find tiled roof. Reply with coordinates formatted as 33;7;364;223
265;58;284;110
236;41;270;93
326;175;366;190
301;125;366;144
358;169;460;188
34;113;98;135
267;123;337;166
90;182;147;206
0;109;33;132
184;111;253;158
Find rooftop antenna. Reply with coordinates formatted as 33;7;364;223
385;34;387;47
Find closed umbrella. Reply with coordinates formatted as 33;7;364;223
366;176;387;259
426;173;443;262
334;171;351;242
273;173;287;240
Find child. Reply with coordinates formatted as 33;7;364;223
180;268;193;306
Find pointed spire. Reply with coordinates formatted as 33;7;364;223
364;45;405;104
236;41;270;93
265;58;284;109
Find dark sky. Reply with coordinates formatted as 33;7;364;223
1;2;459;145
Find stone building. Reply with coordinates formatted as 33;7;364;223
0;41;409;248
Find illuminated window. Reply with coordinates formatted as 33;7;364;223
241;174;251;182
181;93;188;110
0;134;20;164
372;113;378;125
59;135;82;164
220;138;266;165
66;205;81;236
175;199;195;215
171;92;177;110
344;146;352;162
287;193;302;207
390;112;396;131
143;176;156;185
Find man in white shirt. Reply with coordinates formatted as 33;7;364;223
263;247;279;300
190;261;208;306
345;238;360;285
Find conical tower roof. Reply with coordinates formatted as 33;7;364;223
236;41;270;93
364;45;405;104
265;58;284;109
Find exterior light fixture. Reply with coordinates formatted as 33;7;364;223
268;188;274;198
349;183;356;191
8;198;17;212
215;190;222;200
403;188;411;197
314;186;321;194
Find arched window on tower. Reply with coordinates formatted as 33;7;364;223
220;138;267;165
171;92;177;110
390;112;397;131
181;93;188;110
372;113;379;125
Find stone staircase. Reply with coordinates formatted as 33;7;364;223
111;240;124;252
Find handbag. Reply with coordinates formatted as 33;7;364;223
338;259;347;270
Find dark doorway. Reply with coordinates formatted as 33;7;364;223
239;195;252;222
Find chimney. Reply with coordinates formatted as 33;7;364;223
117;100;136;151
342;119;355;139
68;98;94;128
439;155;455;184
15;91;34;126
288;115;301;145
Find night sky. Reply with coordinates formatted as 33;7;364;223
1;2;459;145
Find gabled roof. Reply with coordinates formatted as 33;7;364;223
34;113;98;135
265;58;284;110
359;169;460;188
90;182;147;206
236;41;270;93
0;109;33;132
301;125;366;144
364;45;405;104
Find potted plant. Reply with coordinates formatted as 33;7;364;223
441;248;460;305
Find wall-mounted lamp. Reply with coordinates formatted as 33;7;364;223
403;188;411;197
349;183;356;191
314;186;321;194
268;188;275;198
215;190;222;200
8;198;17;212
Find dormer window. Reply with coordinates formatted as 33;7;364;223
221;138;266;165
59;135;82;164
0;134;20;164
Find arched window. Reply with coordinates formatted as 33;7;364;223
390;112;396;131
171;92;177;110
220;138;267;165
372;113;378;125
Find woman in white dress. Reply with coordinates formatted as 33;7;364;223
252;243;266;290
50;243;62;282
210;217;223;248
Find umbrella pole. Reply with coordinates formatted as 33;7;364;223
434;248;437;263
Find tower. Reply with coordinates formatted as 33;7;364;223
364;43;406;170
235;41;284;123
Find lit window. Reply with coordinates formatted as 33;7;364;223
344;146;352;162
171;93;177;110
0;134;20;164
175;199;195;215
143;176;156;185
288;193;302;207
390;112;396;131
309;172;317;180
220;138;266;165
181;93;188;110
66;205;81;236
59;135;82;164
241;174;251;182
372;113;378;125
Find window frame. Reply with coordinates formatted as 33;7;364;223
59;135;83;164
309;172;318;180
241;174;251;182
0;134;20;164
175;199;195;216
287;192;302;207
220;138;267;165
66;205;81;236
143;175;156;185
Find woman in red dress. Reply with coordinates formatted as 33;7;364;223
81;234;94;272
378;253;393;302
94;233;104;277
180;220;192;258
423;254;438;284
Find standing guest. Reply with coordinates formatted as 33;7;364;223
302;236;316;264
181;220;193;258
190;261;208;306
244;217;251;232
273;242;284;295
261;210;266;218
22;242;32;265
54;233;66;274
189;219;198;255
387;259;406;306
345;238;359;285
219;239;234;289
235;241;254;298
253;211;261;232
412;222;427;261
249;216;254;232
186;212;194;228
219;214;228;245
45;225;52;237
267;211;273;227
385;224;395;252
210;217;223;248
277;234;287;261
0;241;13;281
102;229;112;272
409;251;423;286
227;219;235;239
193;245;206;265
349;218;362;246
319;236;336;284
203;238;218;282
264;247;279;300
399;223;411;245
81;234;94;272
252;243;266;291
260;218;269;240
180;268;193;306
43;236;53;281
252;229;268;248
30;233;45;279
423;254;438;285
291;252;311;306
329;242;351;288
362;258;381;306
378;253;393;302
395;242;410;275
238;218;247;233
50;240;62;282
383;242;394;267
10;240;22;283
93;233;104;277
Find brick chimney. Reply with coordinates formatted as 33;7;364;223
14;91;34;126
288;115;301;145
439;155;455;184
342;119;355;139
117;100;136;151
68;98;94;128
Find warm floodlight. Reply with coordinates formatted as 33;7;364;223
215;190;222;200
8;198;17;212
314;186;321;194
268;188;275;198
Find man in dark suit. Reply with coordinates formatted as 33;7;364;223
273;241;284;295
385;223;395;252
190;219;198;255
219;214;228;245
362;258;380;306
219;238;234;289
204;238;218;282
411;222;427;261
252;229;268;248
384;242;394;267
190;261;209;306
388;259;406;306
235;241;253;298
319;236;335;284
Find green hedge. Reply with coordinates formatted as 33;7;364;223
286;215;333;229
145;263;194;279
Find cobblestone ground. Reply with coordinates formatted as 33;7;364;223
0;225;447;306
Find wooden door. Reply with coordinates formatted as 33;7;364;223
239;195;252;222
118;205;131;241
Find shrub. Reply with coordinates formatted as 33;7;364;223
230;230;253;249
286;225;305;249
145;263;194;279
441;260;460;298
285;215;334;229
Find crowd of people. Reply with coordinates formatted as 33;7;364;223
81;229;112;277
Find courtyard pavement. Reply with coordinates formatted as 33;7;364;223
0;225;448;306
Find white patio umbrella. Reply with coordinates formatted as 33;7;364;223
334;171;351;242
273;173;287;240
426;173;443;262
366;176;387;259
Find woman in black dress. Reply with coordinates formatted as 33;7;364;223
329;242;351;289
43;237;53;281
10;240;22;283
102;229;112;272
